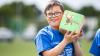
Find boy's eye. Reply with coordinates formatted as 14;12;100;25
46;12;62;18
55;12;61;16
47;13;53;16
55;12;61;14
48;13;53;15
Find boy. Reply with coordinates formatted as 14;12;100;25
90;29;100;56
35;0;83;56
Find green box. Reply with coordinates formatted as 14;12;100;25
59;10;85;34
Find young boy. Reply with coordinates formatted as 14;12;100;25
90;29;100;56
35;0;83;56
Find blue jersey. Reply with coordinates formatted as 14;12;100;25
90;29;100;56
35;26;74;56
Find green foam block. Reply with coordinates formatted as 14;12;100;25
59;10;85;33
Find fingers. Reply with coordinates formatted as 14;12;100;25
65;31;71;35
65;31;76;36
70;31;75;36
77;31;83;37
72;34;77;38
71;32;80;42
66;31;70;35
65;31;81;38
65;31;82;42
64;31;81;43
79;32;82;37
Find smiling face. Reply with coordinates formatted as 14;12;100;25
46;5;63;29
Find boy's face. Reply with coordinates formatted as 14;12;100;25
46;6;63;29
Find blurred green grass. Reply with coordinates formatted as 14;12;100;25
80;39;92;56
0;38;37;56
0;38;92;56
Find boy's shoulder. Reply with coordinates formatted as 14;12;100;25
96;28;100;34
37;26;51;35
97;28;100;32
94;28;100;39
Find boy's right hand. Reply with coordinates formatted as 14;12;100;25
64;31;74;43
64;31;82;44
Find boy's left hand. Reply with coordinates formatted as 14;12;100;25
71;31;83;43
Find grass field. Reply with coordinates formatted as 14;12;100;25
80;39;92;56
0;38;37;56
0;38;92;56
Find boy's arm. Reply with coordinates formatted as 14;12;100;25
42;37;69;56
73;41;83;56
72;31;83;56
42;32;73;56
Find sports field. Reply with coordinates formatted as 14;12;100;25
0;38;37;56
0;38;92;56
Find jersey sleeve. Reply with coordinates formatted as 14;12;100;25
90;29;100;56
35;33;52;55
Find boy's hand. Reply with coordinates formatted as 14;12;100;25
64;31;82;43
71;32;80;43
72;31;83;43
64;31;74;43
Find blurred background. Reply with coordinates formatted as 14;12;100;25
0;0;100;56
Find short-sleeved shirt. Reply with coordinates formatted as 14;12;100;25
90;29;100;56
35;26;74;56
